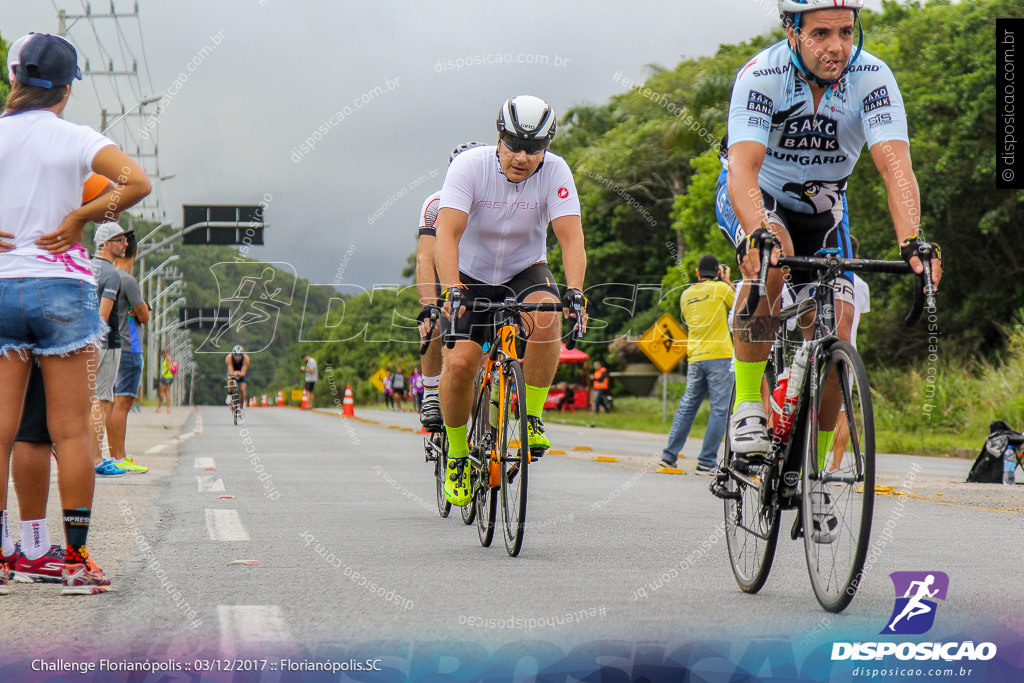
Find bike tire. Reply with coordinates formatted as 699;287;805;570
467;370;491;541
723;385;781;594
499;360;529;557
433;431;452;518
801;340;874;613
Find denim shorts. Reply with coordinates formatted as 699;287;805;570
0;277;106;357
115;351;144;398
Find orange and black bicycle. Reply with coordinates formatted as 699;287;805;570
442;294;583;556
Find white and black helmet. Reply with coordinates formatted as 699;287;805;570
778;0;863;28
232;345;244;355
449;141;487;165
496;95;556;143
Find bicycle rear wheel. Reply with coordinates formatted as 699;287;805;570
467;371;492;542
432;431;451;518
723;385;781;593
499;360;529;557
802;340;874;613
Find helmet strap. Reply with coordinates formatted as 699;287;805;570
788;11;864;89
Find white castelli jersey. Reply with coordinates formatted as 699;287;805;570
723;40;909;215
439;145;581;284
418;190;441;237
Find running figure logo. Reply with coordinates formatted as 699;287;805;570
881;571;949;635
198;262;296;353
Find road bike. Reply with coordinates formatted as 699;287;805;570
443;293;583;556
226;374;243;426
711;235;937;612
419;311;454;519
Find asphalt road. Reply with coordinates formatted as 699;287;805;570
3;405;1021;678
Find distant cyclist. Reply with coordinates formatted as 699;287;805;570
434;95;587;506
416;141;487;431
225;345;250;408
719;0;942;459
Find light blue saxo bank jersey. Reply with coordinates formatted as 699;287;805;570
724;40;909;215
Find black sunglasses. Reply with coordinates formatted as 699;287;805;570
499;134;548;155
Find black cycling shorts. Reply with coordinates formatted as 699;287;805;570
16;362;50;444
447;262;560;346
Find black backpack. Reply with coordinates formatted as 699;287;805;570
966;420;1024;483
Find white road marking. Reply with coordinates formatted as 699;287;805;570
194;457;216;469
218;605;295;656
196;475;226;493
205;509;250;542
145;443;169;454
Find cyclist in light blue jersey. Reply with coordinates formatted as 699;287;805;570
719;0;942;457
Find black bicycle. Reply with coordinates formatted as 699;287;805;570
227;374;242;426
711;235;937;612
443;292;583;556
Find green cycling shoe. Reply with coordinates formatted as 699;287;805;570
443;457;471;507
526;416;550;454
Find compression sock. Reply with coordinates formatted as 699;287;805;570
445;424;469;459
422;374;440;397
525;385;549;419
62;508;92;565
733;359;768;409
21;520;50;561
1;511;14;558
817;430;836;471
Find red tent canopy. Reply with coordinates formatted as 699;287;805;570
558;343;589;364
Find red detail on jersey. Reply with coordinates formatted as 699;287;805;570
739;59;758;79
557;187;569;199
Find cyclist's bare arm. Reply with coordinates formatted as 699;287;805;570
550;214;588;331
242;354;251;376
434;207;469;315
869;139;942;289
727;141;785;278
416;234;438;306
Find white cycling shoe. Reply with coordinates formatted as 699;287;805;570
729;401;771;454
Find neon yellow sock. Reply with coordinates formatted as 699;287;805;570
817;429;836;471
445;424;468;458
733;359;768;409
525;384;549;419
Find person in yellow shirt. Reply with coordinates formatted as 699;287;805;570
658;255;735;474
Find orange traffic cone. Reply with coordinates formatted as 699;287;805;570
261;394;268;408
300;391;309;410
276;390;284;407
342;385;355;417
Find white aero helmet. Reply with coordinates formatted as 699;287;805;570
778;0;864;28
496;95;556;145
449;141;487;165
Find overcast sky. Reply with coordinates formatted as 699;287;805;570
4;0;888;289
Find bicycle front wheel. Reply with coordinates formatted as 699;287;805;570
432;431;451;518
499;360;529;557
723;442;780;591
802;340;874;613
467;369;491;542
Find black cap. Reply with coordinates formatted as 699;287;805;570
697;254;720;278
13;33;82;89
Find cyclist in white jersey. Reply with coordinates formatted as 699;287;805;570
416;142;487;431
719;1;942;458
434;95;587;506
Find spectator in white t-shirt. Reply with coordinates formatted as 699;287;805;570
0;33;150;595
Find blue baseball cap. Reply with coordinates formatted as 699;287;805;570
11;33;82;89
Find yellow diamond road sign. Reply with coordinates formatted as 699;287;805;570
637;314;688;374
369;368;389;393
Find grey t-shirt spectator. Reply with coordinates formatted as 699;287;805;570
91;257;121;349
304;357;318;383
115;269;145;347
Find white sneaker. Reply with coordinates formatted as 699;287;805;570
225;395;232;405
809;485;839;544
729;402;771;454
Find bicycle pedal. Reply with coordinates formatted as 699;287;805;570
528;447;545;459
709;474;740;500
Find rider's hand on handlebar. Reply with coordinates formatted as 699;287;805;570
736;226;781;280
899;236;943;292
417;304;441;338
440;286;464;320
562;287;589;335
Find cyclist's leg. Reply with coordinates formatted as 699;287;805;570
719;172;791;453
509;265;561;452
420;280;444;428
239;377;248;406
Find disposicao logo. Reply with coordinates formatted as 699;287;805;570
881;570;949;635
831;570;997;663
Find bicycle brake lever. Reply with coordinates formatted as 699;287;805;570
737;241;773;322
